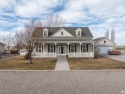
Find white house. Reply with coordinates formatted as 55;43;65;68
31;27;94;58
116;46;125;54
0;42;5;54
94;37;116;54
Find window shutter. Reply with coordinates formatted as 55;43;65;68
75;44;76;52
48;44;50;53
81;45;82;52
54;45;55;53
42;44;43;53
87;44;88;52
69;45;70;52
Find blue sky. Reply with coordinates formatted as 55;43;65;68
0;0;125;45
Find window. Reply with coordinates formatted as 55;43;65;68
104;40;106;43
77;31;81;36
82;44;87;52
43;31;48;37
61;31;63;35
70;44;75;52
37;44;42;52
49;44;54;53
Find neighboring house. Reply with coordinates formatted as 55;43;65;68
0;42;5;54
9;46;19;54
116;46;125;54
94;37;116;54
31;27;94;58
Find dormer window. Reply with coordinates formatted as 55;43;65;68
78;31;81;36
43;28;48;37
61;31;63;35
76;28;81;37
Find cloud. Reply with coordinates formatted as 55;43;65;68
14;0;65;18
0;0;125;45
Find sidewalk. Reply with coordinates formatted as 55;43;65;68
55;56;70;70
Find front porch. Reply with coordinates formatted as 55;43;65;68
32;43;94;58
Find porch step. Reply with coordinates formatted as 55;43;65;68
57;55;66;58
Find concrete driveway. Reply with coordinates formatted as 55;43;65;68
103;55;125;62
0;70;125;94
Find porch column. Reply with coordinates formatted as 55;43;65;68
93;43;94;57
67;43;69;56
80;43;82;57
43;43;44;57
55;43;57;57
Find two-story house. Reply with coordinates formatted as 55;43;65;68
31;27;94;58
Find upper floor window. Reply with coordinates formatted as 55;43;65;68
77;31;81;36
43;28;48;37
43;31;47;37
61;31;63;35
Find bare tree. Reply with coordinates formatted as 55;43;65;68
14;20;42;64
111;28;115;42
105;30;109;39
43;14;66;27
1;33;12;50
13;30;25;50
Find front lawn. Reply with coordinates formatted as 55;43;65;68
0;56;56;70
68;57;125;70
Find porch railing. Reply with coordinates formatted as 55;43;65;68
32;52;94;58
32;52;56;58
68;52;94;57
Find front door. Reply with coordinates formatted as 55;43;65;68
59;46;65;55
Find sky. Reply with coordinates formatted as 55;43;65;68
0;0;125;45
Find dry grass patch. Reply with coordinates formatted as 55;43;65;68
68;57;125;70
0;56;56;70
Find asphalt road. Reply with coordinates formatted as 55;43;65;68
0;70;125;94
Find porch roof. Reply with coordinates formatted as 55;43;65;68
37;40;94;44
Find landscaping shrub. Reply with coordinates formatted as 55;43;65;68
94;48;100;58
24;53;31;60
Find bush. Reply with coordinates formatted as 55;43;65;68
94;48;100;58
24;53;31;60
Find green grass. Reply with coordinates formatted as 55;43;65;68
0;56;56;70
68;57;125;70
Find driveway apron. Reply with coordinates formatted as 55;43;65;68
102;55;125;62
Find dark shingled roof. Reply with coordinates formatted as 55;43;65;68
32;27;93;38
0;42;5;46
93;37;105;42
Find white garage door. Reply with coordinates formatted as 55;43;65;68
97;47;113;54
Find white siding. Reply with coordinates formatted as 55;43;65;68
0;45;5;54
52;28;73;37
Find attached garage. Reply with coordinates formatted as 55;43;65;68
94;37;116;55
97;47;113;54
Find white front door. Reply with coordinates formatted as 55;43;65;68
59;46;66;55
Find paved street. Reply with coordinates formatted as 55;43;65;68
0;70;125;94
103;55;125;62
